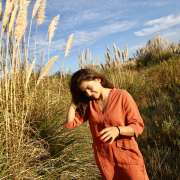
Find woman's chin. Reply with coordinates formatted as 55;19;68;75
94;95;100;100
90;95;99;100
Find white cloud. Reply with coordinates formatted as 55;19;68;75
135;14;180;36
74;21;136;46
45;0;128;32
61;10;101;29
77;10;100;21
129;43;145;52
161;30;180;42
139;1;169;7
29;34;66;57
31;20;136;56
61;8;126;31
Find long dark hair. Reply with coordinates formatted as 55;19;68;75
70;68;114;118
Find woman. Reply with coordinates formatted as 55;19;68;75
63;68;149;180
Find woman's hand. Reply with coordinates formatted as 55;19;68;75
66;101;77;123
99;127;119;144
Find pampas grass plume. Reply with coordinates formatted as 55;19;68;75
48;15;60;44
8;3;18;34
36;0;46;25
25;60;35;89
2;0;14;32
32;0;42;18
64;33;74;57
14;0;30;42
36;56;58;86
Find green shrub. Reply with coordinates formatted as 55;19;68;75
135;36;180;67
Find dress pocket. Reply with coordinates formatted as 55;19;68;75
114;138;144;165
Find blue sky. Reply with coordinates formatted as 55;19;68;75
13;0;180;73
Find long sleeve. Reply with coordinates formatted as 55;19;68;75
63;111;87;129
122;90;144;138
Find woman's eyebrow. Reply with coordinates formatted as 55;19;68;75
81;85;91;92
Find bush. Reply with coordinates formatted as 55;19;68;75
135;36;180;67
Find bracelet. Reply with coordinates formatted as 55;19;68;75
116;126;121;136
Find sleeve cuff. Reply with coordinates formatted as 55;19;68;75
63;116;83;129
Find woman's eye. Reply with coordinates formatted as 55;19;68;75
87;86;93;91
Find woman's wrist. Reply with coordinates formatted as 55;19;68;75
115;126;136;137
70;101;77;110
116;126;121;136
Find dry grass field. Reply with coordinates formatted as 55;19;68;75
0;1;179;179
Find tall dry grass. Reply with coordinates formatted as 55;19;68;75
0;0;63;178
78;44;135;71
0;0;76;178
135;35;180;67
78;48;100;69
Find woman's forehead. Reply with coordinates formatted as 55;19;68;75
80;80;93;87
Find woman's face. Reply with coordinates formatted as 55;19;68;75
79;78;102;99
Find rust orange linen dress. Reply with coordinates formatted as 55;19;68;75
64;88;149;180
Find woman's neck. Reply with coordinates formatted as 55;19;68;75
99;88;112;101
